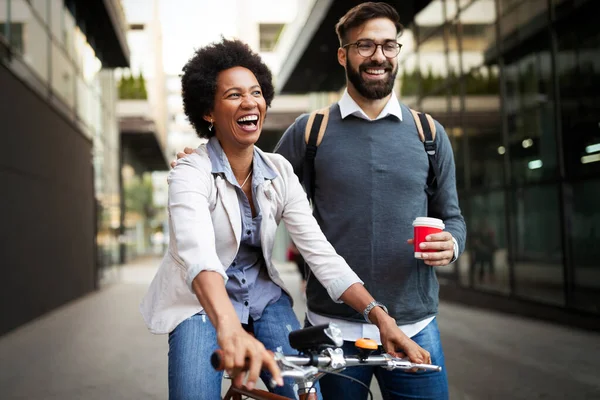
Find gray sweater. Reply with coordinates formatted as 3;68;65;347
274;103;466;325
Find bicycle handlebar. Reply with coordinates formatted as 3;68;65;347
210;349;442;373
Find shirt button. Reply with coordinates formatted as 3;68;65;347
246;230;251;235
241;279;246;284
231;262;236;267
244;301;249;306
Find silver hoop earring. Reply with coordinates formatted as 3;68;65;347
208;120;213;131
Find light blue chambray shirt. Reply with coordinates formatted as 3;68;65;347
206;137;282;324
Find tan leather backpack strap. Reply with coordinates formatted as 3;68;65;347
304;106;330;145
409;108;437;143
409;108;425;142
424;113;436;141
410;107;440;196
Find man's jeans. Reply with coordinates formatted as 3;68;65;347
168;294;321;400
318;318;448;400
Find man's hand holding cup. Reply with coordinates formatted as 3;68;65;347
408;217;454;267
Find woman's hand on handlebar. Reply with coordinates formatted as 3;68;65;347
369;308;432;369
216;320;283;390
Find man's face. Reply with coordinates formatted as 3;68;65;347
339;18;399;100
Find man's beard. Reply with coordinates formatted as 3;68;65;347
346;56;397;100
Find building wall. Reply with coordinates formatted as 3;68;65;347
398;0;600;314
0;64;95;335
0;0;125;334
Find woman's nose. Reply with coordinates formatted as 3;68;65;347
241;94;257;108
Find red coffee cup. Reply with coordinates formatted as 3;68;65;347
413;217;445;259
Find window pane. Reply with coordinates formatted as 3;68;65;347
511;185;564;305
398;52;419;103
557;23;600;179
77;76;92;129
570;180;600;313
505;49;557;184
468;191;510;293
415;0;446;33
64;6;75;59
18;3;49;82
30;0;48;24
463;65;502;189
499;0;547;38
258;23;284;52
448;80;466;191
0;21;25;54
49;0;63;44
51;42;75;108
415;0;446;97
459;0;496;73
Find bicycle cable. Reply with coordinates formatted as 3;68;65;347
307;369;374;400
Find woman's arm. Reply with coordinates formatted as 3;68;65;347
169;156;282;389
192;272;283;390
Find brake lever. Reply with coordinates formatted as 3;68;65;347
269;352;319;388
388;355;442;372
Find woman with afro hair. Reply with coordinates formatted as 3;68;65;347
141;38;430;399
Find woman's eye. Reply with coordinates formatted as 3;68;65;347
228;93;240;98
252;91;262;96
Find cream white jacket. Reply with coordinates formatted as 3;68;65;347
140;144;363;334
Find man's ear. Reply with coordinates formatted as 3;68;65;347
337;47;347;68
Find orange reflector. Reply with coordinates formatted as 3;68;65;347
355;338;378;350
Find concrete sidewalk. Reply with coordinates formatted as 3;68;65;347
1;257;599;399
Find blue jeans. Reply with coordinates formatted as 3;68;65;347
317;318;448;400
168;294;321;399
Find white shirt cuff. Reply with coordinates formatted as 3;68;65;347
450;237;459;264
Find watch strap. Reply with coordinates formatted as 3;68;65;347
362;301;388;323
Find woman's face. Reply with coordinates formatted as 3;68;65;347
208;66;267;150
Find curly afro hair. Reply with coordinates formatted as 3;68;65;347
181;38;275;138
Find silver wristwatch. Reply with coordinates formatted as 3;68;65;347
362;301;389;323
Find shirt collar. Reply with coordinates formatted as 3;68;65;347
206;137;277;187
338;89;403;122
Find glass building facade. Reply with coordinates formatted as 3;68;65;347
397;0;599;314
1;0;122;268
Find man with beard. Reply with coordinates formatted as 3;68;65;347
274;3;465;399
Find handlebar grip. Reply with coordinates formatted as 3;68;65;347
210;349;275;371
210;349;227;371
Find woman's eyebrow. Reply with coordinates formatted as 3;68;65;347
223;85;261;95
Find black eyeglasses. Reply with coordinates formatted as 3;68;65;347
342;39;402;58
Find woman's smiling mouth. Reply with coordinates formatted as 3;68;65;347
236;114;259;132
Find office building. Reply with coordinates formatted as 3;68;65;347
0;0;129;335
276;0;599;325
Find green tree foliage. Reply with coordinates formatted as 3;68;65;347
125;174;155;219
118;69;148;99
400;65;499;97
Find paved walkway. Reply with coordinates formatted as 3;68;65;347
1;257;599;399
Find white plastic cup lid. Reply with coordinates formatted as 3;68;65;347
412;217;445;230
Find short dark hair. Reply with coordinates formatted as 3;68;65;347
335;2;404;46
181;38;275;138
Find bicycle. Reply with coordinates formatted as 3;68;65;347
211;323;442;400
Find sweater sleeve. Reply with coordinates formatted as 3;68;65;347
274;155;364;302
428;121;467;256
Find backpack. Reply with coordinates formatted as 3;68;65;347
302;106;440;203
